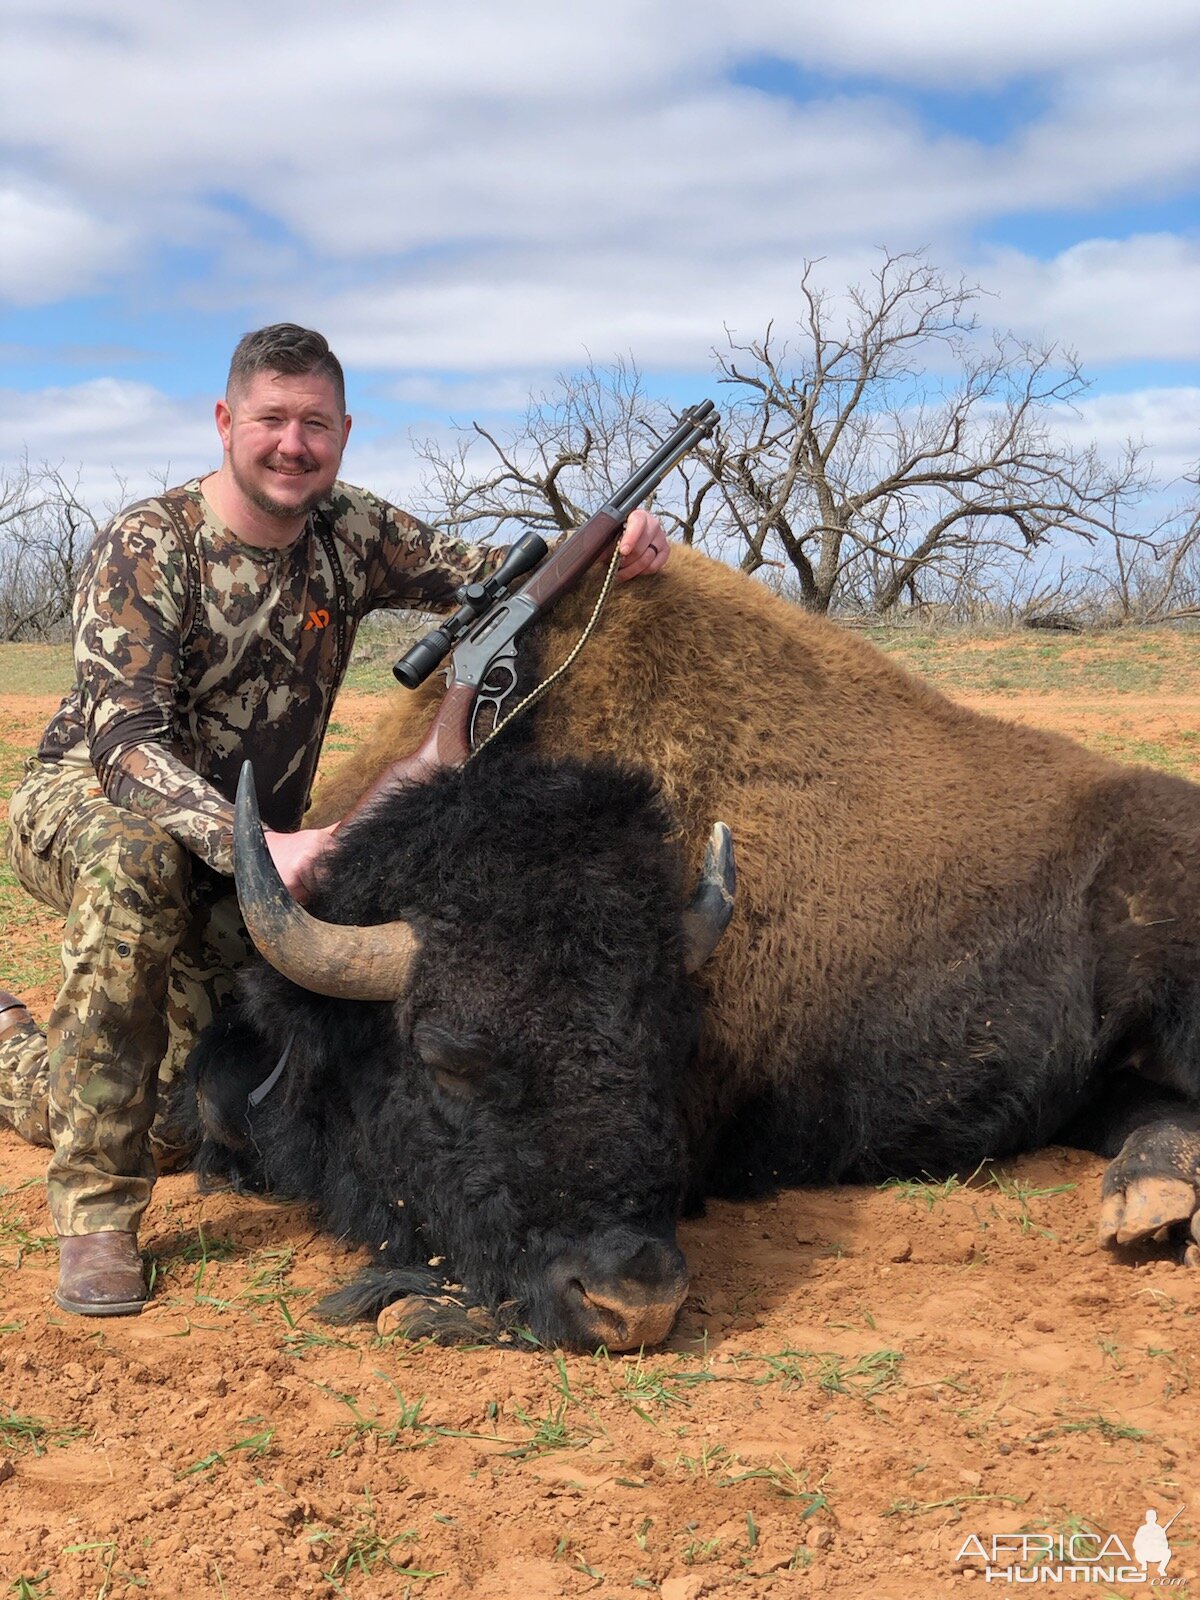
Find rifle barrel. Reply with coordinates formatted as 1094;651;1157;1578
601;400;716;521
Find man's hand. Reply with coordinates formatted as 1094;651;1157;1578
616;508;670;582
263;822;340;903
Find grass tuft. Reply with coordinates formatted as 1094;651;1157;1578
0;1408;87;1457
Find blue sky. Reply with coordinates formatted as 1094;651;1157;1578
1;0;1198;516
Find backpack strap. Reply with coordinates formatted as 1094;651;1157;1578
155;489;205;656
311;506;353;684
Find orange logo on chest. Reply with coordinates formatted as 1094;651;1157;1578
304;608;332;631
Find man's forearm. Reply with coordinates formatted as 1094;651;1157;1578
93;742;237;875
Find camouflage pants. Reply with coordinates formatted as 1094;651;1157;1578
1;757;253;1236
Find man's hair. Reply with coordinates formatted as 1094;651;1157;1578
226;324;346;413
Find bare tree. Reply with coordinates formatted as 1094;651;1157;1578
711;251;1150;613
0;462;102;641
413;358;723;550
402;253;1182;630
1075;462;1200;624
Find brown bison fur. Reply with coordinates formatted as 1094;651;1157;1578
303;546;1200;1250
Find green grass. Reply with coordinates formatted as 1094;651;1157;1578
152;1226;243;1302
884;1491;1025;1518
1087;730;1200;777
336;616;430;694
177;1424;277;1478
715;1459;830;1512
309;1507;445;1593
340;651;416;695
0;845;59;995
8;1576;56;1600
867;626;1200;698
0;643;73;696
609;1356;700;1416
879;1171;973;1209
501;1399;592;1459
0;1407;87;1456
324;1381;429;1450
0;1191;55;1268
748;1346;905;1399
1047;1413;1149;1443
0;631;418;699
881;1164;1077;1233
234;1245;309;1306
278;1314;357;1358
983;1171;1077;1237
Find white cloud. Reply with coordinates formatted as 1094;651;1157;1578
337;432;453;518
301;228;1200;390
1054;386;1200;487
0;377;464;518
0;183;131;304
380;374;546;412
1;0;1198;528
982;236;1200;363
0;380;216;508
2;0;1196;298
1001;58;1200;212
722;0;1200;84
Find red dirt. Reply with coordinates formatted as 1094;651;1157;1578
2;692;1198;1600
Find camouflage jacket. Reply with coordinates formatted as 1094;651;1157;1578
38;480;505;875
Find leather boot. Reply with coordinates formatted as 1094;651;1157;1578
0;989;33;1041
55;1233;148;1317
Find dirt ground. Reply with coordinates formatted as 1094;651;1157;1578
2;690;1198;1600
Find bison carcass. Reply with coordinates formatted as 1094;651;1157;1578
190;546;1200;1349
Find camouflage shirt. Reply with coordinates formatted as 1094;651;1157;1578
38;479;504;875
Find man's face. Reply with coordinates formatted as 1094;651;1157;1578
215;369;351;524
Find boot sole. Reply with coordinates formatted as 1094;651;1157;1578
53;1289;146;1317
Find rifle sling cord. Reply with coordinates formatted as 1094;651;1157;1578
245;541;621;1112
468;537;624;761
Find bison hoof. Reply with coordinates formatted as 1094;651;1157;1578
1097;1176;1195;1247
1098;1121;1200;1252
376;1293;493;1345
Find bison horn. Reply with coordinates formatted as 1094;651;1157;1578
233;762;421;1002
681;822;736;973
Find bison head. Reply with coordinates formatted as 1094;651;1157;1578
194;747;733;1351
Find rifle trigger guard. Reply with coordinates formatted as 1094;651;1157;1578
470;646;520;750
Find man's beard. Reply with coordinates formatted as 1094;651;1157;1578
232;457;330;521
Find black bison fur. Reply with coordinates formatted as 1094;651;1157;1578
191;748;698;1348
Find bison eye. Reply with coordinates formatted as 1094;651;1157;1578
412;1020;493;1099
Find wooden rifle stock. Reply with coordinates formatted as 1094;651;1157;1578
342;402;716;817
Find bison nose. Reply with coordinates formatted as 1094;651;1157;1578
551;1231;689;1351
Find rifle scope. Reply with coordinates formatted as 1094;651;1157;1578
393;529;549;689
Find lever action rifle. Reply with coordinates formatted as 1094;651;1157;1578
356;400;718;799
